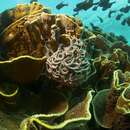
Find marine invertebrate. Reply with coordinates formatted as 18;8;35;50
46;37;95;87
20;90;93;130
0;82;19;104
92;69;130;129
0;2;50;32
110;48;130;71
0;3;83;83
0;90;69;130
84;26;130;58
0;3;94;130
92;55;117;90
1;2;130;130
0;2;50;33
0;56;47;83
0;11;82;60
88;48;130;91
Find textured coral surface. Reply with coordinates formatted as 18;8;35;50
0;2;130;130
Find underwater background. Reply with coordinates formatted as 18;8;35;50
0;0;130;44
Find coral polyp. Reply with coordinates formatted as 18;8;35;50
46;37;95;87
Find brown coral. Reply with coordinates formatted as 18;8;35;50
0;11;82;60
92;70;130;129
0;2;49;33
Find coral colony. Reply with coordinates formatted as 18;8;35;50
0;2;130;130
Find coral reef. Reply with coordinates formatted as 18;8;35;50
0;2;130;130
0;2;83;83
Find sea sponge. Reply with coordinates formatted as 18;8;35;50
0;9;83;83
20;90;93;130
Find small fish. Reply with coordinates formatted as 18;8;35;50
73;0;95;12
108;10;116;18
97;16;103;23
120;5;130;13
121;19;126;26
115;13;123;21
92;6;98;11
73;12;79;17
118;35;128;43
56;2;68;10
90;22;100;30
96;0;116;11
102;1;116;11
126;17;130;26
30;0;38;3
